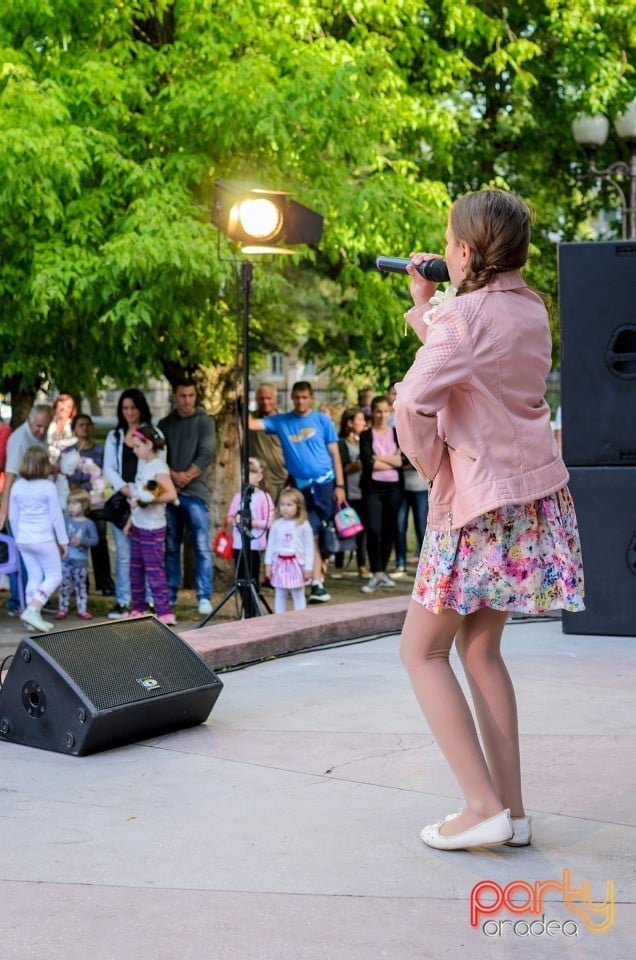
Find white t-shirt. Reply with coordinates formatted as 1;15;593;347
131;458;172;531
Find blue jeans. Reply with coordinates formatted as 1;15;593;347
111;522;132;607
165;495;213;604
395;488;429;567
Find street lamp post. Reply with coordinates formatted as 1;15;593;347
572;100;636;239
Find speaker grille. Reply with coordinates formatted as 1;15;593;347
28;617;218;711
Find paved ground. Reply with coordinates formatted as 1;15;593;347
0;612;633;960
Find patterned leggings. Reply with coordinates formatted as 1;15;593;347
130;525;171;616
59;560;89;614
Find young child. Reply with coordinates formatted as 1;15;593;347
225;458;275;600
124;424;178;625
8;445;69;633
264;487;314;613
55;489;99;620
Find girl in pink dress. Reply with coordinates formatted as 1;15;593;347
264;488;314;613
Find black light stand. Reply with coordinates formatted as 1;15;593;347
199;180;323;627
198;260;271;626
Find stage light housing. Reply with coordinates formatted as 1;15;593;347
212;180;323;251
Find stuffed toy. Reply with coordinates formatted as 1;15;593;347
134;479;166;506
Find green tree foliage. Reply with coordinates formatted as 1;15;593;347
0;0;634;412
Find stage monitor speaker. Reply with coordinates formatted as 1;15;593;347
0;616;223;755
562;467;636;636
558;241;636;466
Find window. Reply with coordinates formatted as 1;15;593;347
270;353;284;376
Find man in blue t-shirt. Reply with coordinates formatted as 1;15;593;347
249;381;345;603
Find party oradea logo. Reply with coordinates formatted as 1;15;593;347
470;868;615;938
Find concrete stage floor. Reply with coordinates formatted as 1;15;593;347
0;617;634;959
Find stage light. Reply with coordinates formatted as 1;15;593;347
203;180;323;625
212;180;323;252
230;198;283;243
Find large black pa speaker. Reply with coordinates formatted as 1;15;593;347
562;467;636;636
0;616;223;755
559;241;636;466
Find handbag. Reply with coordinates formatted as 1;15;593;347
334;502;364;539
319;519;341;556
213;527;234;560
102;491;131;530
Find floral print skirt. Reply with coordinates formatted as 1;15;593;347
412;487;585;616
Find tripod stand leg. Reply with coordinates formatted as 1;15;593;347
244;581;270;617
256;586;272;614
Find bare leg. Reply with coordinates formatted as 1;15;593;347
399;600;504;835
455;608;525;819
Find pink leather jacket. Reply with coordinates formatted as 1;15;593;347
394;271;568;532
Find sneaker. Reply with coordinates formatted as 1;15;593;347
379;573;396;588
21;606;53;633
159;612;177;626
108;603;130;620
330;571;344;580
391;567;406;579
129;609;146;618
361;576;381;594
198;599;213;616
54;611;68;620
77;611;94;620
308;584;331;603
358;566;372;579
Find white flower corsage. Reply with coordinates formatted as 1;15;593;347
422;284;457;326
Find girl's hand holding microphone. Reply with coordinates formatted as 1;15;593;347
406;253;446;307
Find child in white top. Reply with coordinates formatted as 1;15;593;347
9;445;69;633
264;488;314;613
124;425;178;625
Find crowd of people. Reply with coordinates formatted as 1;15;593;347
0;377;216;632
247;379;432;605
0;375;427;631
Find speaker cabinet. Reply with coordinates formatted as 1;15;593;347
559;241;636;466
0;616;223;755
562;467;636;636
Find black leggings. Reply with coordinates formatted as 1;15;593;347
360;482;402;574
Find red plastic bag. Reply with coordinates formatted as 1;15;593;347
213;528;234;560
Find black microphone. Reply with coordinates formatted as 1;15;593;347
376;256;450;283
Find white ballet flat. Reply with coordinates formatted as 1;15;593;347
445;809;532;847
421;809;513;850
505;816;532;846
